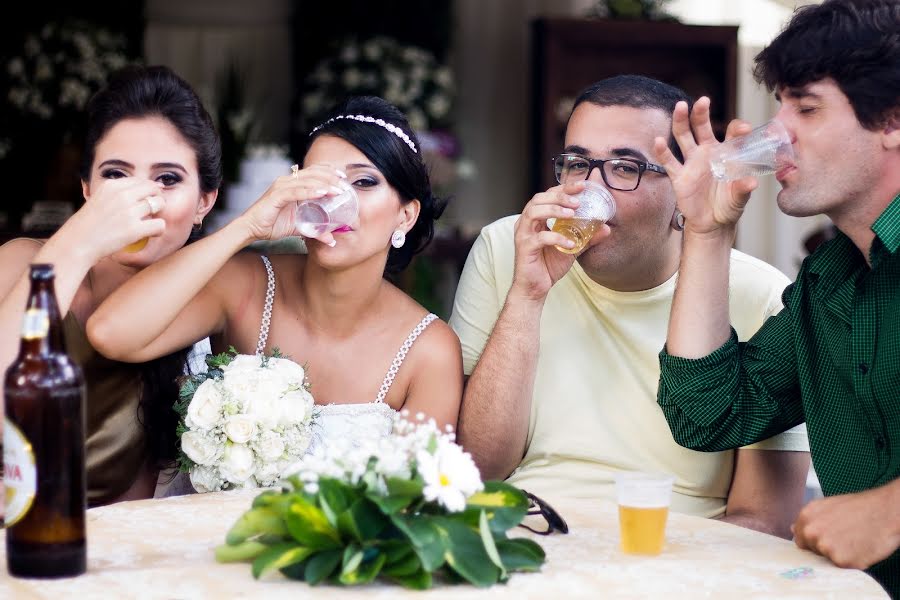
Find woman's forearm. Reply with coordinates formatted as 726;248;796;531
87;219;253;360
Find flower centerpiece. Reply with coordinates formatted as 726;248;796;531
215;415;546;588
175;349;316;493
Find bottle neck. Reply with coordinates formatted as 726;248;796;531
19;279;65;358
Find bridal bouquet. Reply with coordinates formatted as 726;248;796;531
215;415;545;588
175;349;315;492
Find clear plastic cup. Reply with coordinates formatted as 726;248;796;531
709;119;794;181
615;472;675;556
550;181;616;254
295;185;359;238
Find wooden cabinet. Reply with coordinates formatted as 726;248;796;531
531;17;738;193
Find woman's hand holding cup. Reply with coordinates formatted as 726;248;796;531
238;164;350;245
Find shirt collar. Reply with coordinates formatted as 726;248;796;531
870;193;900;256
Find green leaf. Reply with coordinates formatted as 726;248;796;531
214;540;267;563
496;538;546;572
317;478;356;527
341;545;364;578
337;498;387;542
433;516;500;587
304;549;342;585
389;568;433;590
251;543;314;579
465;481;529;533
340;551;386;585
381;550;421;577
380;540;414;565
364;476;424;515
390;514;446;571
225;506;289;545
285;497;342;549
479;509;507;580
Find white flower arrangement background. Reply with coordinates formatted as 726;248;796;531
300;35;455;133
176;350;316;493
1;19;133;160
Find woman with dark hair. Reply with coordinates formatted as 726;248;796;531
88;96;463;459
0;65;220;506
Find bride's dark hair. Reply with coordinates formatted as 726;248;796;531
306;96;447;274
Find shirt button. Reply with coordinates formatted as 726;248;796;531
859;363;869;375
875;438;886;450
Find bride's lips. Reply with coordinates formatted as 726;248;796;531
332;225;353;233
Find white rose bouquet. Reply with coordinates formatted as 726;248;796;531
216;415;546;588
175;348;316;493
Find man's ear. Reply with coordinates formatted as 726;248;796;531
883;110;900;150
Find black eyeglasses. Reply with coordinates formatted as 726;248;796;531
518;490;569;535
552;153;667;191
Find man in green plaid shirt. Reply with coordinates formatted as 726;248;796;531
653;0;900;595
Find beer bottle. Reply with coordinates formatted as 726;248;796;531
4;263;86;577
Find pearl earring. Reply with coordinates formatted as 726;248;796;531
391;229;406;249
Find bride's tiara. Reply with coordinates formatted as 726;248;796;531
309;114;418;154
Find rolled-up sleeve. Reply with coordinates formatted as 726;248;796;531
657;301;805;452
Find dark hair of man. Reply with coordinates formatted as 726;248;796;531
307;95;447;275
79;65;223;468
753;0;900;130
570;74;693;163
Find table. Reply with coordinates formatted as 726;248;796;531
0;490;887;599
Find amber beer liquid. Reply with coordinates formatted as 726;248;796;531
4;264;86;577
618;505;669;555
552;218;601;255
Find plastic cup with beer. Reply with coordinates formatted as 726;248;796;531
123;195;162;253
295;183;359;239
709;119;794;181
615;471;675;556
551;180;616;254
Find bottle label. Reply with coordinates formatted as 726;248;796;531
21;307;49;340
4;420;37;526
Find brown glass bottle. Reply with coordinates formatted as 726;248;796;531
4;264;86;577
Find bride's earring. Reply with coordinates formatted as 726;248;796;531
391;229;406;249
671;209;685;231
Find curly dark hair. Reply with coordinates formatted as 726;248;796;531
306;96;447;274
753;0;900;131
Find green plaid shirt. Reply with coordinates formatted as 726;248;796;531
658;193;900;595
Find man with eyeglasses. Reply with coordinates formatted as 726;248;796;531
449;74;809;538
655;0;899;593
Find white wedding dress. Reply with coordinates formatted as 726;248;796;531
154;256;436;497
255;255;436;454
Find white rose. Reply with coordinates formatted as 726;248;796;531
185;379;224;430
220;444;256;484
279;389;313;426
255;462;282;487
243;388;284;430
221;354;261;375
223;414;257;444
180;430;220;465
189;465;222;493
267;357;306;386
256;430;286;462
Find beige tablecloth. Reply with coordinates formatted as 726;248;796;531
0;490;887;599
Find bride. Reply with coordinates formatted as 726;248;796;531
88;96;463;464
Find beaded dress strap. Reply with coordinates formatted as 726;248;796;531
374;313;438;404
256;255;276;355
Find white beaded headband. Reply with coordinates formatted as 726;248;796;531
309;114;418;154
